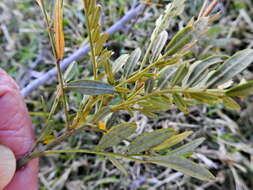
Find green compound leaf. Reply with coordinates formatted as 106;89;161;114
165;26;193;56
168;0;186;17
225;80;253;97
222;97;241;110
64;61;79;82
171;62;189;87
155;56;179;68
150;30;168;62
151;0;186;41
108;156;128;176
90;106;111;123
65;79;115;95
95;123;137;151
207;49;253;88
95;33;109;56
157;65;177;89
112;54;129;73
184;55;227;87
138;96;172;112
193;70;216;88
189;93;221;104
145;78;155;93
167;137;205;157
123;48;142;78
151;131;192;151
139;110;158;118
91;25;101;43
127;128;175;154
90;5;101;30
148;96;172;111
172;94;188;113
147;156;215;181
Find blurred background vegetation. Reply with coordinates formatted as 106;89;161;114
1;0;253;189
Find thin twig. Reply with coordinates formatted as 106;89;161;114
21;4;145;97
83;1;98;80
17;123;100;169
18;147;149;170
202;0;219;17
198;0;209;20
55;59;70;129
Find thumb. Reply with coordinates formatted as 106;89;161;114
0;145;16;190
0;69;38;190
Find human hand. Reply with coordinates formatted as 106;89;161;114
0;69;38;190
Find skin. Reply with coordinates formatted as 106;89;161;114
0;145;16;190
0;69;38;190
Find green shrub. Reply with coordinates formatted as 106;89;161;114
19;0;253;182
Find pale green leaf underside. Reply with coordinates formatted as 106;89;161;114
95;123;137;151
167;137;205;157
207;49;253;88
64;61;79;82
112;54;129;73
123;48;142;78
152;131;192;151
65;79;115;95
147;156;215;181
128;128;175;154
108;156;128;176
184;55;227;87
225;80;253;96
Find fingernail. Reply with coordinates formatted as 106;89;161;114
0;145;16;190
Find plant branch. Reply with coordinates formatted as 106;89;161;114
44;149;148;163
17;123;101;169
19;148;148;170
21;4;145;97
84;3;98;80
202;0;219;17
39;0;57;58
112;88;225;111
55;59;70;129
